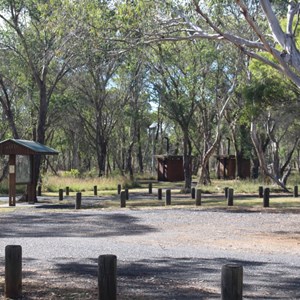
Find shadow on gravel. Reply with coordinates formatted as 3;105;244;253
51;257;300;299
0;212;156;238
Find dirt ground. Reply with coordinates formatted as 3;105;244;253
0;197;300;299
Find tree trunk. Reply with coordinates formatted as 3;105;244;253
137;127;144;173
29;83;48;203
250;122;289;192
183;130;192;192
97;140;107;177
126;142;134;181
197;129;221;186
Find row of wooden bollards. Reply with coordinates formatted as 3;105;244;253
118;188;202;208
4;245;243;300
39;184;300;200
43;184;299;209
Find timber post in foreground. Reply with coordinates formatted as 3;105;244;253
117;184;121;195
37;185;42;196
221;263;243;300
120;191;126;208
227;188;234;206
148;183;152;194
294;185;298;198
94;185;98;196
98;254;117;300
224;187;229;199
5;245;22;299
165;189;171;205
195;189;201;206
158;188;162;200
263;188;270;208
66;186;70;196
75;192;82;209
191;187;195;199
59;189;63;201
258;186;263;198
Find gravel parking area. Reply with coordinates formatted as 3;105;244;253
0;200;299;299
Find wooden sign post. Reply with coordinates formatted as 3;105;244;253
0;139;58;206
8;155;16;206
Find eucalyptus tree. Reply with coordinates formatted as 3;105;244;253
0;0;76;198
241;62;300;186
113;51;151;178
144;0;300;188
152;1;300;89
150;40;211;191
63;0;130;177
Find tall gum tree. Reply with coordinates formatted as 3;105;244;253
142;0;300;190
0;0;75;199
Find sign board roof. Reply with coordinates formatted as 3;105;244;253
0;139;59;155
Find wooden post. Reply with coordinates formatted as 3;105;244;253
263;187;270;208
37;185;42;196
221;264;243;300
191;187;195;199
158;188;162;200
227;188;234;206
294;186;298;198
165;189;171;206
195;189;201;206
120;191;126;208
59;189;63;201
94;185;98;196
98;254;117;300
8;154;16;206
258;186;263;198
5;245;22;299
224;187;229;200
66;186;69;196
125;188;129;200
148;183;152;194
117;184;121;195
75;192;82;209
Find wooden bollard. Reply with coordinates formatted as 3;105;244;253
165;189;171;205
221;264;243;300
94;185;98;196
5;245;22;299
125;188;129;200
263;187;270;207
191;187;195;199
227;188;234;206
117;184;121;195
120;191;126;208
258;186;263;198
75;192;82;209
294;185;298;198
66;186;70;196
37;185;42;196
59;189;63;201
195;189;201;206
98;254;117;300
148;183;152;194
224;187;229;199
158;188;162;200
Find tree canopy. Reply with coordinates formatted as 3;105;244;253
0;0;299;192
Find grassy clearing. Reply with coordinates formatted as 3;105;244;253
42;175;140;193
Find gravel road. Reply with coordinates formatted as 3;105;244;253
0;201;299;299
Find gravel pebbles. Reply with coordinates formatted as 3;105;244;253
0;204;299;299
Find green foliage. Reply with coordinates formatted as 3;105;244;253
61;169;80;178
239;54;299;124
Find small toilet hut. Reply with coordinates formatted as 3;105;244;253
156;155;185;182
216;155;250;179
